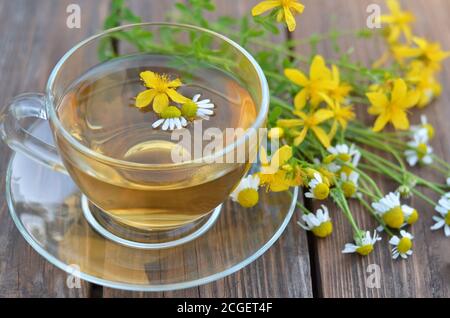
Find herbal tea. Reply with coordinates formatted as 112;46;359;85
55;54;257;230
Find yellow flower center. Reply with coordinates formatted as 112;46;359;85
382;206;405;229
312;221;333;238
423;124;435;139
313;183;330;200
445;211;450;226
153;74;170;92
407;209;419;225
161;106;181;119
416;143;428;159
342;181;356;198
356;244;374;256
337;153;351;162
397;237;412;254
181;100;198;119
237;188;259;208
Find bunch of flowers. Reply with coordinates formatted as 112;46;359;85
231;0;450;259
103;0;450;260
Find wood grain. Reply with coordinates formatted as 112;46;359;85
0;0;110;297
299;0;450;298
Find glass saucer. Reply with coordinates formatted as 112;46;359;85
5;123;298;291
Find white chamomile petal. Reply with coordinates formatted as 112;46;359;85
190;93;215;121
154;116;187;131
152;118;165;128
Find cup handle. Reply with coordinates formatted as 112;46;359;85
0;93;66;173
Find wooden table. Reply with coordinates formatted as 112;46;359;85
0;0;449;298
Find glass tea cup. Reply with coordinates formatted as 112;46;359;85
0;23;269;244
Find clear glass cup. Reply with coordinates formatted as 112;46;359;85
0;23;269;244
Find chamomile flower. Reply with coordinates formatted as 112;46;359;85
327;143;360;163
298;205;333;238
152;106;188;131
430;195;450;237
230;175;260;208
340;171;360;198
181;94;215;121
313;157;340;174
402;205;419;225
389;230;414;260
327;143;361;175
410;115;435;140
304;172;330;200
372;192;405;229
342;231;382;256
404;129;433;167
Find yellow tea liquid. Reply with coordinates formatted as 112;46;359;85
56;54;257;230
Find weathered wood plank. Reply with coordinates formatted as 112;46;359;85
298;0;450;297
0;0;110;297
101;0;313;298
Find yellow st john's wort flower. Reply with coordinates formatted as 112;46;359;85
406;61;442;108
366;79;420;132
230;175;260;208
251;0;305;32
277;109;334;148
284;55;334;110
298;205;333;238
410;37;450;71
321;94;355;138
342;231;382;256
329;65;353;104
380;0;415;43
135;71;189;113
258;145;299;192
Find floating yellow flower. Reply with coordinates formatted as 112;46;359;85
277;109;334;147
135;71;189;113
251;0;305;32
380;0;415;43
259;145;301;192
329;65;353;104
284;55;334;110
366;79;420;131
